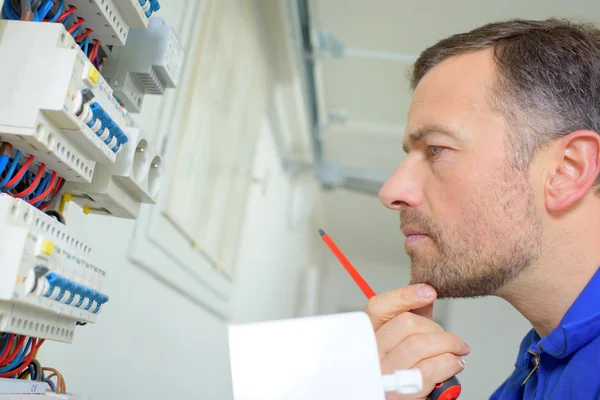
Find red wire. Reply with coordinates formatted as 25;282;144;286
3;155;34;190
74;29;93;41
56;6;76;22
13;164;46;199
28;171;57;205
0;335;14;365
38;177;63;211
1;335;25;366
89;40;101;61
53;177;64;196
0;338;44;378
67;18;85;35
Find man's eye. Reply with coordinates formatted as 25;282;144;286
426;146;444;158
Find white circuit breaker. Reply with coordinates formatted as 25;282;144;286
0;0;177;396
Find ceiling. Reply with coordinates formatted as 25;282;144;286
309;0;600;267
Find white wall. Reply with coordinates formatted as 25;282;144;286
443;297;531;400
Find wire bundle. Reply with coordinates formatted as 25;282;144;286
0;333;66;394
0;333;45;380
0;149;64;210
2;1;101;65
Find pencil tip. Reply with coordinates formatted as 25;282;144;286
318;228;325;237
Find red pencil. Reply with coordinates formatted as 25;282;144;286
319;228;376;299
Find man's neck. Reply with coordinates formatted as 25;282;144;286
497;239;600;337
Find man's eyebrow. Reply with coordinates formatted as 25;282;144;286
402;125;462;153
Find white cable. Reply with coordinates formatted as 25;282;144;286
381;369;423;395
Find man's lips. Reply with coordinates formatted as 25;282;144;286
402;228;429;245
402;227;428;237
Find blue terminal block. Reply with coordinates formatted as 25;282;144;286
150;0;160;11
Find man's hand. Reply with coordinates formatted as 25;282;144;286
364;284;470;399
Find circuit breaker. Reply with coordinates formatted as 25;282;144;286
0;0;183;396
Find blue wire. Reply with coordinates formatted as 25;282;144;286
31;172;50;203
0;151;21;189
44;379;56;392
37;0;55;20
28;365;35;380
4;160;31;191
72;24;81;37
2;1;19;20
0;155;9;176
62;13;71;26
49;0;63;22
82;36;89;55
20;170;41;197
0;337;32;373
0;334;9;357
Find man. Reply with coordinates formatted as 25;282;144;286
367;18;600;399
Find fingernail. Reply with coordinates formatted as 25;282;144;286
463;340;471;350
418;284;435;299
457;356;465;367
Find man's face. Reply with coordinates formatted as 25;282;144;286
379;49;543;298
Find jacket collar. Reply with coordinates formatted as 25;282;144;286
515;267;600;364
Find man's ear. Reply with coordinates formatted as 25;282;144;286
546;131;600;212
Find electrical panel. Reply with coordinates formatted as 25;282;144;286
101;16;184;112
0;0;182;396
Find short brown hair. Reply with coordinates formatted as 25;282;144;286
411;18;600;187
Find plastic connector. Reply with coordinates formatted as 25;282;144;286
381;369;423;396
100;16;184;112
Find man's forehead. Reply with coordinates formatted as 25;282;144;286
402;50;498;150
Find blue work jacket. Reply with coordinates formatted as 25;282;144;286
491;267;600;399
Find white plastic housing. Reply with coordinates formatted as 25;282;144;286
101;17;184;112
68;0;149;46
65;128;161;218
0;21;139;182
0;195;107;343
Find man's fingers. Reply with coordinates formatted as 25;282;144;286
376;312;444;358
380;332;470;373
383;353;465;400
411;303;433;319
364;284;437;330
414;354;466;397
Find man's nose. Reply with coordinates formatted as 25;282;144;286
379;159;423;210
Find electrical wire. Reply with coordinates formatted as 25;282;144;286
48;0;63;22
0;338;44;379
67;17;84;35
44;210;66;224
30;172;51;204
13;163;45;198
29;171;57;206
37;0;54;21
0;334;12;365
4;154;34;191
39;177;64;210
0;156;9;176
89;39;101;62
19;0;33;21
44;378;56;392
79;35;89;56
42;367;65;394
3;1;19;20
55;5;74;22
30;359;43;382
0;150;21;189
74;29;92;42
0;336;27;372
